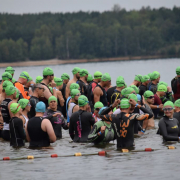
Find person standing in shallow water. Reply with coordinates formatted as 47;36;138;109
157;101;180;142
69;95;95;142
9;103;26;147
65;67;81;99
26;101;56;148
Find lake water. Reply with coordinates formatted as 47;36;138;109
0;58;180;180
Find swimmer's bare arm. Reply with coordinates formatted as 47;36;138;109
73;105;79;113
65;82;71;99
43;85;56;100
93;87;102;104
57;91;64;107
25;121;31;142
42;119;56;143
149;104;163;109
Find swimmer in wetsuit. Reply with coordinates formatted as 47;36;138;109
26;101;56;148
173;99;180;124
9;103;26;147
99;98;153;149
69;95;95;142
139;75;150;96
157;101;180;142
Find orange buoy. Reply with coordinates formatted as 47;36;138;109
121;149;129;153
51;154;58;158
27;156;34;159
3;157;10;160
98;151;106;156
168;146;175;149
145;148;152;151
74;153;82;156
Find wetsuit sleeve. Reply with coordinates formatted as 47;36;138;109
158;120;179;141
99;107;112;115
61;117;69;130
89;114;95;126
139;106;153;119
16;118;26;140
88;124;104;143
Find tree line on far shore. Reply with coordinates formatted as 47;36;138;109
0;5;180;62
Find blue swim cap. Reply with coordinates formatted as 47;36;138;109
98;107;107;115
35;101;46;113
137;94;141;102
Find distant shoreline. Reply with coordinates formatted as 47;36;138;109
0;55;178;68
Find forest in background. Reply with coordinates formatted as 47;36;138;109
0;5;180;62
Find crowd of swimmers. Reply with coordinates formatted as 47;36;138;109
0;65;180;149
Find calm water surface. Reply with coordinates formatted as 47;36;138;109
0;58;180;180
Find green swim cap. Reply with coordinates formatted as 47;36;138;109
15;88;20;99
79;69;88;77
157;85;167;92
143;90;154;100
87;74;93;82
48;96;57;104
43;67;54;76
71;89;80;98
3;80;13;90
128;94;138;102
18;99;29;109
120;98;130;109
163;101;174;108
158;81;168;87
148;73;153;81
49;86;53;94
94;71;102;79
28;76;33;82
36;76;43;83
5;85;16;96
19;71;29;80
54;77;63;86
72;67;81;75
141;75;150;83
10;103;21;114
121;87;134;98
70;83;80;91
116;77;125;87
2;72;12;81
130;85;139;94
94;101;104;109
176;66;180;75
5;66;15;75
174;99;180;107
151;71;160;80
101;73;111;82
78;95;89;107
134;74;142;82
12;78;16;83
61;73;70;80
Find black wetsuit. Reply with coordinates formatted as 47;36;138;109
95;84;108;106
44;109;68;139
27;117;50;147
28;96;39;119
139;84;147;96
76;80;88;96
100;106;153;148
171;77;180;101
0;98;12;141
147;82;157;94
173;112;180;124
60;83;67;117
157;116;180;142
40;83;52;108
111;89;121;105
69;110;95;142
9;117;26;147
107;86;116;106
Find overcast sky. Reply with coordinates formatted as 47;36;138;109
0;0;180;14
